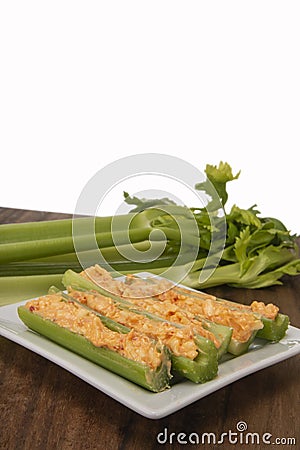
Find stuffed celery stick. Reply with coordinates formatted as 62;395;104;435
157;287;263;356
216;297;289;342
18;294;171;392
105;292;232;359
62;270;218;383
170;285;289;342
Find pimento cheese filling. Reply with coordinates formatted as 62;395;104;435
25;294;163;370
160;286;217;302
122;274;173;298
80;266;173;298
70;290;199;360
117;296;221;349
202;296;279;321
250;301;279;320
165;294;263;342
79;266;280;342
81;265;123;296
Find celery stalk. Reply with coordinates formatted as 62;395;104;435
0;215;137;244
199;319;233;358
256;313;289;341
58;288;218;383
28;240;174;264
170;336;218;383
0;240;180;277
162;286;263;356
18;306;171;392
173;285;290;343
210;296;289;342
216;297;290;342
0;274;64;306
0;228;154;264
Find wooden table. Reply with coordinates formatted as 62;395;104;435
0;207;299;450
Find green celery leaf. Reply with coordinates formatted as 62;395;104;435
123;191;177;213
226;221;239;245
234;226;252;264
261;216;289;232
228;204;262;229
195;161;240;207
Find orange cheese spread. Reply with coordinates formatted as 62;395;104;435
25;294;163;370
250;301;279;320
118;296;221;348
160;292;263;343
79;266;281;343
70;290;199;360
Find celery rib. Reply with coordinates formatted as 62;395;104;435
0;228;155;264
18;306;171;392
0;215;139;244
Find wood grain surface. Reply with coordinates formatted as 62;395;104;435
0;207;299;450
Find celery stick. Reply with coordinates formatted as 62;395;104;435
28;240;175;264
170;336;218;383
211;297;290;342
254;314;289;341
18;306;171;392
69;287;218;383
0;239;181;277
160;286;263;356
0;228;154;264
199;319;232;358
227;330;258;356
0;274;64;306
59;287;217;383
0;215;138;244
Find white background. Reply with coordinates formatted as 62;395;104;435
0;1;299;233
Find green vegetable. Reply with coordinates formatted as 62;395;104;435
0;274;65;306
17;304;171;393
122;273;264;356
167;287;263;356
170;336;218;383
0;228;155;264
122;162;300;289
172;285;289;344
62;270;218;383
127;301;232;359
211;295;290;342
0;215;130;243
198;319;233;358
100;274;233;359
256;314;289;341
226;332;258;356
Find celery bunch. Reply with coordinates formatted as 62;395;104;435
123;162;300;289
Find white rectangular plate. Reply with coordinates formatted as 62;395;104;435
1;278;300;419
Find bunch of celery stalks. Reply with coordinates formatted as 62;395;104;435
0;161;300;306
